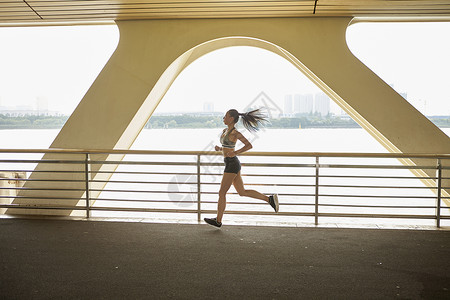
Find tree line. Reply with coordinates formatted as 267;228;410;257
145;114;359;129
1;113;449;129
0;114;68;129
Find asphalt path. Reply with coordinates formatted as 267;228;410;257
1;218;449;299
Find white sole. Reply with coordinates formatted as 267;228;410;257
273;194;279;213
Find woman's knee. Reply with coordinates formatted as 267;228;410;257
237;189;247;197
219;189;228;198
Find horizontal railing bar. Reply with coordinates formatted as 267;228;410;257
86;197;442;204
241;173;314;178
315;212;438;219
91;170;186;176
91;181;317;188
77;206;442;219
0;203;443;218
92;198;311;207
0;194;440;207
0;170;443;178
28;158;439;170
222;162;438;170
92;189;450;200
0;178;88;183
0;160;86;164
91;189;198;194
92;197;437;209
3;204;449;220
319;194;439;199
119;190;449;199
0;178;446;191
317;184;439;189
2;189;446;200
0;204;85;210
0;170;85;174
317;164;438;170
1;170;444;181
0;187;86;192
1;148;449;159
89;207;317;216
94;190;316;197
306;175;440;180
201;172;438;180
31;158;431;170
0;195;84;201
90;180;199;185
88;170;316;178
87;170;198;176
94;161;317;168
98;179;443;190
318;203;437;209
90;160;198;166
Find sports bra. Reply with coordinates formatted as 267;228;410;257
220;128;236;149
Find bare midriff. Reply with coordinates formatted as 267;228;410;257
222;147;235;158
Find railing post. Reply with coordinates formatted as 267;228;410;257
436;159;442;228
315;156;319;225
197;154;201;222
84;153;91;218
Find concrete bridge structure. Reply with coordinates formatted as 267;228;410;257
1;1;449;215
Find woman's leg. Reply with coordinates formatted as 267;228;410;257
233;172;269;202
217;172;238;223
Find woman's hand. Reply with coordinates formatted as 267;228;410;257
226;151;236;157
215;145;222;151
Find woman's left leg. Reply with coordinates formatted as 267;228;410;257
233;172;269;202
216;172;238;223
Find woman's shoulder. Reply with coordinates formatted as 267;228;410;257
231;128;241;136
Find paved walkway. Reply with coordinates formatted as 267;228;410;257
1;218;449;299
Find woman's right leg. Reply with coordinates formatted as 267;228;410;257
233;172;269;202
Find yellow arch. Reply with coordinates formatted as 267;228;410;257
8;17;449;216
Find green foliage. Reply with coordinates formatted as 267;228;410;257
0;114;68;129
429;117;450;128
1;113;448;130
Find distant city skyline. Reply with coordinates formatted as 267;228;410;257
0;22;449;117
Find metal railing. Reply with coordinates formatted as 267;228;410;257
0;149;449;228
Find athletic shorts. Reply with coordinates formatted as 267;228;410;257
224;156;241;174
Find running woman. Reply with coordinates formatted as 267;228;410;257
204;109;279;228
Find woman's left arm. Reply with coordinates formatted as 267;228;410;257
233;131;252;155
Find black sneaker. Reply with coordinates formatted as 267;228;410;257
204;217;222;228
269;194;279;213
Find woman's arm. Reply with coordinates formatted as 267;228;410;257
233;131;252;155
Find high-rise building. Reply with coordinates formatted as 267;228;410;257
294;94;314;114
203;102;214;113
315;93;330;116
284;95;293;115
36;97;49;115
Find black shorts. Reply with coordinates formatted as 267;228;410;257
224;156;241;174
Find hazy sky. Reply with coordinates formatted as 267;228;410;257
0;21;449;116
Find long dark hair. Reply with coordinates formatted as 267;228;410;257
228;108;268;132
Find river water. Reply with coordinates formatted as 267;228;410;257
1;128;449;228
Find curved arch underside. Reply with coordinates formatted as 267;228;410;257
8;17;449;215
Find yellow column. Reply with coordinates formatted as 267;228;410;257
9;17;449;216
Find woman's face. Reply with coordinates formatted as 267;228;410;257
223;112;234;125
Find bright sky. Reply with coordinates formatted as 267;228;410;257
0;22;449;116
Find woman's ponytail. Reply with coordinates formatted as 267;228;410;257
239;109;268;132
228;108;268;131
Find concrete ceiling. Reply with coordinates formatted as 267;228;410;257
1;0;450;25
